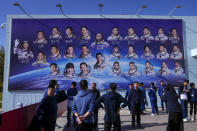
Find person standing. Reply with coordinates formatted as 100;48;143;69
96;83;126;131
72;80;95;131
178;80;190;122
91;83;100;129
148;82;158;115
158;80;166;111
66;81;78;128
128;82;142;128
125;83;133;101
189;83;197;121
138;82;147;114
162;85;183;131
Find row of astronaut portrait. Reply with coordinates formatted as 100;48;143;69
49;60;184;78
13;39;183;64
32;26;181;46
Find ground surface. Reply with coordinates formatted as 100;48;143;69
55;109;197;131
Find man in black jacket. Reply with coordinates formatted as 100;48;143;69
127;81;142;128
96;83;126;131
91;82;100;129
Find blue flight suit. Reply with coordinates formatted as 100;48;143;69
158;85;166;110
138;86;147;113
96;91;126;131
67;87;78;126
189;88;197;116
148;87;158;114
178;85;189;119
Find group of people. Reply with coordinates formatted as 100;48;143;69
28;79;197;131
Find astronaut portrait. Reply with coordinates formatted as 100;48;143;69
63;63;76;78
94;53;106;70
32;51;49;66
143;61;155;75
173;61;184;75
124;27;139;44
125;45;139;59
33;31;48;48
156;45;169;60
110;46;122;59
158;62;171;76
13;39;34;64
49;27;62;43
128;62;140;77
91;33;110;50
170;45;183;60
78;62;91;77
78;26;91;44
112;61;121;75
140;27;154;43
64;45;76;58
155;27;168;43
107;27;123;44
50;63;60;75
79;45;91;59
65;27;76;44
169;28;180;44
141;45;155;59
49;45;61;60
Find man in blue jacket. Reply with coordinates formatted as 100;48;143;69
125;83;133;101
128;82;142;128
189;83;197;121
158;80;166;111
178;80;190;122
138;82;147;115
72;80;95;131
148;82;158;115
96;83;126;131
66;81;78;128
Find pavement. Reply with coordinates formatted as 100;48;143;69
55;109;197;131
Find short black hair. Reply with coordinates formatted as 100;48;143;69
129;62;135;65
50;63;57;68
129;83;133;86
144;45;150;50
143;27;149;30
52;27;58;30
184;80;189;83
80;26;88;31
66;27;73;31
133;81;138;84
150;82;155;86
49;79;57;87
190;83;195;87
67;45;73;48
66;63;74;69
140;83;144;86
160;80;164;82
113;61;119;66
112;27;118;30
81;45;88;48
92;82;97;87
109;83;117;91
51;45;58;49
79;80;88;90
96;53;102;58
80;62;87;67
37;51;44;55
71;81;77;87
113;45;118;49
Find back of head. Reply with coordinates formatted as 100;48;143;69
166;84;175;93
109;83;117;91
79;80;88;90
49;79;57;87
71;81;77;87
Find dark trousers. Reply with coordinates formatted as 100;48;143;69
190;101;197;116
131;104;141;126
180;99;188;119
160;96;165;110
150;99;158;114
67;106;76;125
75;123;94;131
166;111;183;131
104;122;121;131
93;110;98;128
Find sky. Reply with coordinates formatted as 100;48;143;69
0;0;197;46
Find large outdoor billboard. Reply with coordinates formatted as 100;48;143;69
8;18;186;90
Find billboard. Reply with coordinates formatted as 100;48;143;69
9;18;186;90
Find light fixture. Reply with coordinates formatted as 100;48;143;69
136;5;147;16
168;5;182;16
98;3;104;15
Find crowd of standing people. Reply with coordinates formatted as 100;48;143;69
28;79;197;131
